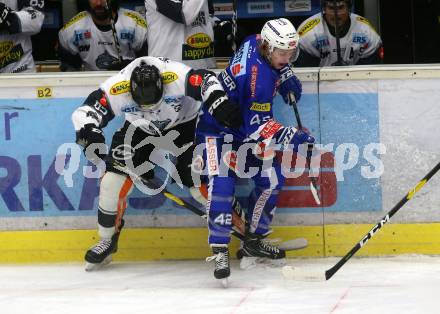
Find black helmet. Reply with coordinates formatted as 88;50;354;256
130;62;163;109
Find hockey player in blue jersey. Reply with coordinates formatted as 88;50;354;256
195;18;315;283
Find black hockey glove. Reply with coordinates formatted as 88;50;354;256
205;91;242;129
108;58;133;71
0;3;11;27
76;124;107;164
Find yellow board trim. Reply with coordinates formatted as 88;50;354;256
1;224;440;263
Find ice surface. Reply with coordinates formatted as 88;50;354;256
1;256;439;314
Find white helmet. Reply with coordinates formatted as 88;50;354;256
260;18;299;53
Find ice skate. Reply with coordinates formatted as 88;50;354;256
240;233;286;270
206;244;230;288
84;221;124;271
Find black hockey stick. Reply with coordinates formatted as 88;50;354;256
332;0;344;66
231;0;237;52
104;0;123;63
288;92;321;205
112;158;307;250
283;161;440;281
137;176;307;251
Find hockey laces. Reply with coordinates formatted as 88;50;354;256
206;251;229;269
91;239;112;254
260;239;280;254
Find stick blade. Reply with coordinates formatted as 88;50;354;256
281;265;326;282
278;238;308;251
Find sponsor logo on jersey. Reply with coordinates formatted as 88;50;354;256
0;41;13;58
191;11;206;27
0;43;24;69
260;120;282;139
124;12;147;28
121;106;140;113
187;33;212;49
206;137;219;176
162;72;178;84
78;44;90;52
189;74;203;87
229;41;249;77
250;102;271;112
250;65;258;97
182;42;214;60
73;29;91;45
110;80;130;95
314;35;330;49
62;11;88;30
352;33;367;44
120;30;135;42
298;18;320;36
221;70;236;90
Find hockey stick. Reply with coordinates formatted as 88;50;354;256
115;165;308;251
332;0;344;66
231;0;237;52
283;161;440;281
140;177;308;251
287;92;321;205
104;0;123;63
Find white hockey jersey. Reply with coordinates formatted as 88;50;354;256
58;8;148;71
72;56;223;136
0;0;45;73
145;0;216;69
297;13;382;66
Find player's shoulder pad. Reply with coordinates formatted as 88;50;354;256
356;16;373;28
61;11;89;31
298;17;321;37
123;10;148;28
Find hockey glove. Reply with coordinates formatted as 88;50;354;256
278;65;302;104
107;58;133;71
205;91;242;129
76;124;107;163
250;120;314;152
0;3;11;27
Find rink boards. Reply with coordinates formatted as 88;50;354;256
1;66;440;262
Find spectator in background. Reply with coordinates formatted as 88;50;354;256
58;0;148;71
144;0;216;69
295;0;383;67
0;0;45;73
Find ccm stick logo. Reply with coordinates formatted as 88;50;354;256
359;215;390;247
276;150;337;207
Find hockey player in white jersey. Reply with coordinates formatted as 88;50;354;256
144;0;216;69
58;0;148;71
72;56;241;270
0;0;45;73
295;0;383;67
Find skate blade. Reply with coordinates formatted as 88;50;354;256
219;278;228;288
240;256;258;270
85;255;112;272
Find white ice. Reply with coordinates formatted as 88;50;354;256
1;256;439;314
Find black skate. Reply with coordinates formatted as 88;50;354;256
206;244;230;288
84;220;124;271
240;233;286;269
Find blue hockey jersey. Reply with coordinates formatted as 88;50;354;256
197;35;283;142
